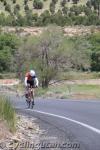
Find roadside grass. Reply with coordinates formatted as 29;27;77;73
0;96;16;133
48;84;100;99
36;83;100;99
58;71;100;80
14;71;100;99
70;84;100;97
14;82;24;92
35;87;48;97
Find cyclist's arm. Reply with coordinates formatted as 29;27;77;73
35;77;39;87
25;77;28;87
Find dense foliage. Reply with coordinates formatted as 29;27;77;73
89;33;100;71
15;33;91;87
0;29;100;87
0;33;19;72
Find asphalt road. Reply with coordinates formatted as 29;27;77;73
11;96;100;150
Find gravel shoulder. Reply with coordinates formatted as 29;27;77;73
0;114;42;150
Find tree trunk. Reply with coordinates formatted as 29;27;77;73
98;4;100;20
42;78;49;88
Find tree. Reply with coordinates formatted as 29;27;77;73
32;13;38;22
15;4;20;11
16;14;26;26
33;0;43;9
5;4;11;13
72;0;79;4
16;26;64;87
24;0;28;5
0;48;12;72
0;33;19;72
50;2;55;14
62;37;91;71
89;33;100;71
6;14;15;26
12;0;16;4
0;0;4;2
62;6;68;15
87;13;98;25
91;0;100;19
40;10;51;25
25;10;33;25
52;0;58;4
3;0;7;6
61;0;66;7
86;0;92;8
70;5;81;16
84;6;92;16
13;4;20;15
0;13;6;25
15;26;91;87
53;10;66;26
24;4;29;12
91;51;100;71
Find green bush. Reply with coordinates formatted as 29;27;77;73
24;0;28;5
33;0;43;9
3;0;7;6
12;0;16;4
15;4;20;11
5;4;11;13
24;4;29;11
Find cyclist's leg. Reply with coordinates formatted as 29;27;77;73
25;83;31;108
25;86;28;103
29;80;35;108
31;88;35;108
28;88;32;108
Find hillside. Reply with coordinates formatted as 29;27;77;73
1;0;100;26
0;0;88;15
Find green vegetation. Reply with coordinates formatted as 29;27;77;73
89;33;100;71
0;26;100;88
0;96;16;132
57;71;100;80
0;73;16;79
0;0;100;26
33;0;43;9
15;26;92;87
0;33;20;72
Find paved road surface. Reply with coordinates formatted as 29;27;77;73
11;96;100;150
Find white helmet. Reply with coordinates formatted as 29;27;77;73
30;70;36;77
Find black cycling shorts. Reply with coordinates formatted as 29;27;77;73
27;79;35;88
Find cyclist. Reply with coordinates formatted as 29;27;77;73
24;70;39;107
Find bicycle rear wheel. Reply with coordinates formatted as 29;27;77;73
26;98;31;108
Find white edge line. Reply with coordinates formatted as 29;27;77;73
30;109;100;135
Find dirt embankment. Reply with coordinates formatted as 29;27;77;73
1;26;100;36
0;79;19;86
0;115;42;150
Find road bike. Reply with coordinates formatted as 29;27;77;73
25;86;35;109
